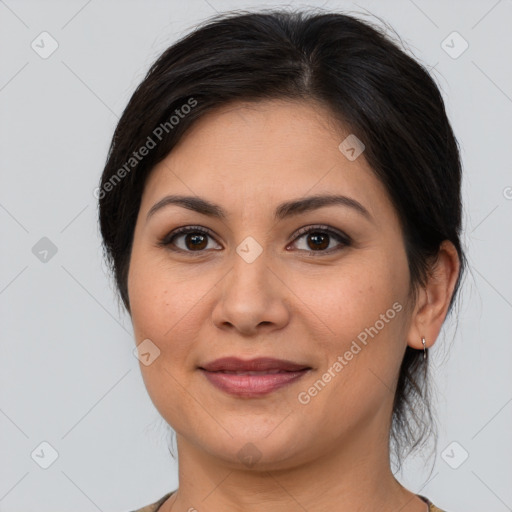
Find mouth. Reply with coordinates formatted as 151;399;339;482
208;369;297;374
198;357;312;397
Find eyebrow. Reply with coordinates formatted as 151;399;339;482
146;193;373;223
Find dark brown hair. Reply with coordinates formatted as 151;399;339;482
98;8;466;469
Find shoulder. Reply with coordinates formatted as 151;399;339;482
128;491;449;512
429;505;449;512
418;494;450;512
128;490;175;512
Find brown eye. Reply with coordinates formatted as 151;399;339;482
183;232;208;250
160;226;222;253
289;225;351;255
160;224;350;257
305;232;330;250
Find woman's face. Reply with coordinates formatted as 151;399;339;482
127;99;416;469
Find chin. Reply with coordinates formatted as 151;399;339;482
193;426;312;471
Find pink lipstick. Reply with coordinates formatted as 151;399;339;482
199;357;311;397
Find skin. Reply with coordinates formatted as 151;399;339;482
127;99;460;512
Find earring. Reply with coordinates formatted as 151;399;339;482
421;337;427;359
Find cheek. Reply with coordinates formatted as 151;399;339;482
128;240;174;342
128;268;167;339
298;257;403;338
294;253;408;401
128;247;214;354
128;253;204;425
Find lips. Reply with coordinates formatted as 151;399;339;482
199;357;310;373
199;357;311;397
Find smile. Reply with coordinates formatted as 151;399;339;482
199;368;311;397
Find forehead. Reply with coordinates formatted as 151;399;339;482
140;99;392;225
170;98;349;162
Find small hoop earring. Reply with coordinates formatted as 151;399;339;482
421;336;427;360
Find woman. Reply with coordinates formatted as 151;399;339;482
98;9;465;512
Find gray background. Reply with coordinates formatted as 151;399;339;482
1;0;511;511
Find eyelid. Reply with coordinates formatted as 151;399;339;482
291;224;350;244
159;224;351;255
159;225;220;254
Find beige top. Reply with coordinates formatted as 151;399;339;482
129;491;448;511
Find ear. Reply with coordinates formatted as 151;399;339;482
406;240;461;351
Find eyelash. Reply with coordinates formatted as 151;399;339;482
158;224;351;257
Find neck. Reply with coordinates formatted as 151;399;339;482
164;413;424;512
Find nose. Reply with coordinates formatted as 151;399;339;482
211;248;291;336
